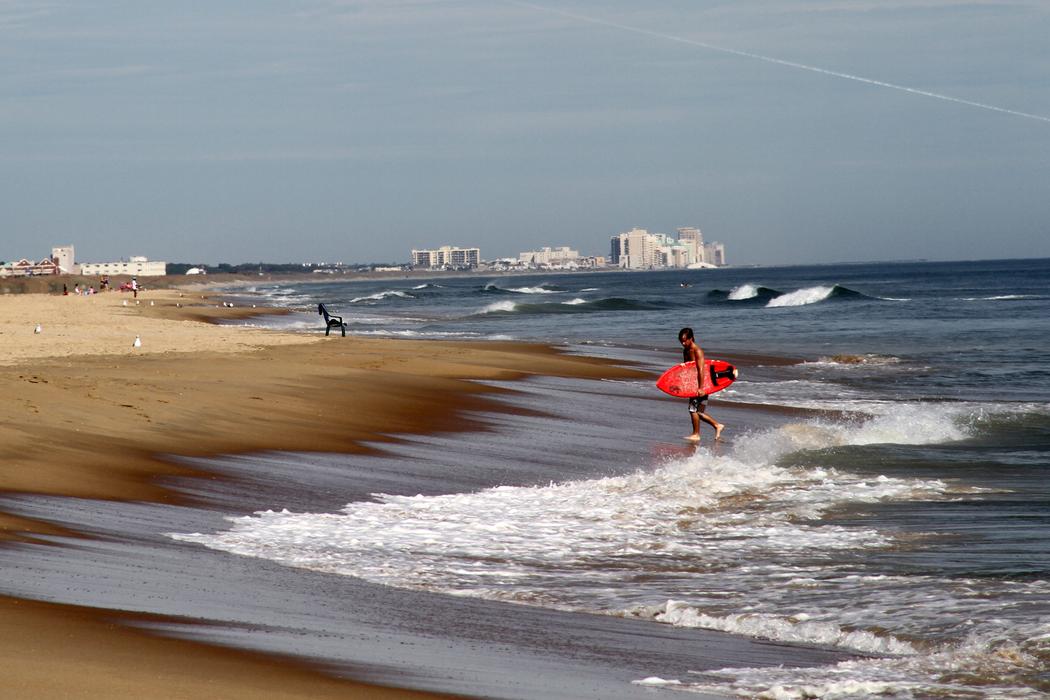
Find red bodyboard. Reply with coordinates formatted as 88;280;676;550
656;359;737;398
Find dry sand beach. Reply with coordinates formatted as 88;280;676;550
0;286;652;698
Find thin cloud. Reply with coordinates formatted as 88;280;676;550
507;0;1050;125
467;107;687;135
0;1;56;29
55;64;157;80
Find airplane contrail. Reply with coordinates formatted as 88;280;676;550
507;0;1050;125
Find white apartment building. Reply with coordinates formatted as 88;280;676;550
703;242;726;266
79;256;167;276
610;227;726;269
518;246;580;268
676;227;703;262
610;228;661;269
658;243;696;268
51;245;76;274
411;246;480;269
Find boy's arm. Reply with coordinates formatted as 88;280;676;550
691;345;705;395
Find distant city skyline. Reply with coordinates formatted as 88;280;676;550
2;2;1048;265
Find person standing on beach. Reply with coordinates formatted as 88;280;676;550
131;277;138;299
679;327;725;443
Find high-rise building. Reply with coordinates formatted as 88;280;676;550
676;227;704;263
703;242;726;266
609;236;623;265
611;228;662;269
610;226;725;269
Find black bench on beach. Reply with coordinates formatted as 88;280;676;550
318;303;347;337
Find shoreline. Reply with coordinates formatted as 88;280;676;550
0;289;644;517
0;287;653;698
0;287;857;699
0;595;462;700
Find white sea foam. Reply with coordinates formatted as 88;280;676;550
507;285;559;294
342;315;430;325
172;405;964;613
961;294;1042;302
632;677;681;687
351;330;479;339
234;318;320;331
724;379;963;418
810;354;903;367
767;286;835;308
728;283;760;300
683;622;1050;699
479;300;518;314
562;298;587;305
653;601;917;655
250;291;305;308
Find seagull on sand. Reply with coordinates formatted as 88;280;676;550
133;336;142;348
34;324;42;334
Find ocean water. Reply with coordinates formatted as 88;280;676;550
180;258;1050;698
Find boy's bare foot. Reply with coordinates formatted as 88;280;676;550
714;423;725;441
683;434;700;443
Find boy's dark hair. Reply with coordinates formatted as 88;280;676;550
678;327;694;341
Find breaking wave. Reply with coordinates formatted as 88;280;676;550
707;285;782;304
705;284;872;308
349;290;415;303
766;285;870;308
480;282;565;295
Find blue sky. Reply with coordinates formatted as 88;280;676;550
2;1;1048;265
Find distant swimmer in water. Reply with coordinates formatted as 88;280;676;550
679;282;691;287
678;327;725;443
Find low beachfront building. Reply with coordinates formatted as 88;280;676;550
518;246;580;268
0;257;61;277
411;246;480;270
79;256;167;277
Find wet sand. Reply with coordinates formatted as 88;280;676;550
0;596;457;700
0;288;855;698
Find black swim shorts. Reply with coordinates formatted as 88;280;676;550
688;395;709;413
